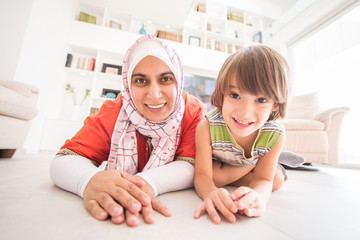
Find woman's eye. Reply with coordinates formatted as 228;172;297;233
230;93;240;99
256;98;268;103
134;78;147;84
160;76;173;83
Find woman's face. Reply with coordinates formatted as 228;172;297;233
130;55;177;122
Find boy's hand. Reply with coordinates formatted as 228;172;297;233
193;188;238;224
83;170;170;227
230;186;266;217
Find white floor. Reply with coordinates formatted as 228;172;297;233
1;150;360;240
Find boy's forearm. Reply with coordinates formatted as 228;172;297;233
194;174;217;200
213;163;254;187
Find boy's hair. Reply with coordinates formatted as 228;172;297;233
210;45;291;121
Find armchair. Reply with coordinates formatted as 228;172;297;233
281;93;350;166
0;80;39;158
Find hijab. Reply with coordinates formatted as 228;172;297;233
105;35;185;174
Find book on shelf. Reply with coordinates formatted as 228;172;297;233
155;30;182;43
227;12;244;23
65;53;95;71
65;53;73;68
79;11;96;24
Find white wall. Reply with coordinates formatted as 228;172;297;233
8;0;77;152
0;0;34;81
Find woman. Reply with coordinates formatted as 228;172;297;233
50;35;206;227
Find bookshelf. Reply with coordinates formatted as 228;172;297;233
183;1;264;53
62;1;264;122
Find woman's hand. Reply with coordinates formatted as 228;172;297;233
83;170;170;226
230;186;266;217
122;174;172;226
193;188;238;224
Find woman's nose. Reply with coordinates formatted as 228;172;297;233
147;81;162;99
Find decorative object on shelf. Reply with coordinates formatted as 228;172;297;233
65;83;91;106
155;30;182;42
101;63;122;75
101;88;120;99
253;31;262;43
139;23;147;35
189;36;201;47
79;11;96;24
110;20;122;30
65;83;91;120
197;3;206;13
90;107;99;116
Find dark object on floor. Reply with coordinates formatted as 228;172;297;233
281;163;320;171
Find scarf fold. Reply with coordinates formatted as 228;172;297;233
105;35;184;174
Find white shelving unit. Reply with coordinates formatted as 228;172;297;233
183;1;263;53
62;1;264;123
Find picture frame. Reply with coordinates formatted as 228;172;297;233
101;88;121;99
101;63;122;75
189;36;200;47
110;20;122;30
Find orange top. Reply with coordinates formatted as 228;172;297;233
61;92;205;172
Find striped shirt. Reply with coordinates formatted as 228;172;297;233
206;108;283;167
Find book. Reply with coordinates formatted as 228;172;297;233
79;11;96;24
227;12;244;23
65;53;73;68
155;30;182;43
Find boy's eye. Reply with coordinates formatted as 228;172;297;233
230;93;240;99
256;98;268;103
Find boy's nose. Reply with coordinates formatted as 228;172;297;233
238;101;254;118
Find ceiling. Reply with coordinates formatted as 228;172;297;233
81;0;311;32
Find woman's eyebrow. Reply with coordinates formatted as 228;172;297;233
160;72;174;76
132;73;146;78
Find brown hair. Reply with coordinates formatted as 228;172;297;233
210;45;291;121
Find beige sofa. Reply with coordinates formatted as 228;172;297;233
0;81;39;158
281;93;350;166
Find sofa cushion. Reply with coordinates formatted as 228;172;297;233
281;119;325;131
287;93;321;119
0;84;38;121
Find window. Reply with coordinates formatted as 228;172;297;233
290;5;360;164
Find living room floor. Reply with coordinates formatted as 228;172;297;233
1;150;359;240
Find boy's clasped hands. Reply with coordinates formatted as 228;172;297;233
193;187;265;224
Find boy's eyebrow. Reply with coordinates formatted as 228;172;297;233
228;84;237;89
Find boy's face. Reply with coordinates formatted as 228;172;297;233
130;56;177;122
221;77;278;143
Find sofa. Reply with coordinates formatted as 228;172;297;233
0;81;39;158
281;93;350;166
